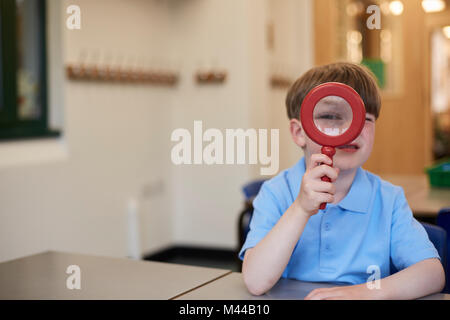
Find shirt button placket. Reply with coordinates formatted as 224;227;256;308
323;222;331;252
319;209;335;273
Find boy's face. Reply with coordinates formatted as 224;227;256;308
291;113;376;172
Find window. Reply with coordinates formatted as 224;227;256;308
0;0;59;140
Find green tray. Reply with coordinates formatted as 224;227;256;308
425;159;450;188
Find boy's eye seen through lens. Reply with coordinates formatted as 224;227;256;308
315;113;343;121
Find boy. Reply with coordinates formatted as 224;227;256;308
239;62;445;299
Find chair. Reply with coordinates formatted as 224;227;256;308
419;223;448;293
421;222;447;269
237;180;266;269
437;207;450;293
242;179;266;201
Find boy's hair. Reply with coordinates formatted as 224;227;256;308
285;62;381;120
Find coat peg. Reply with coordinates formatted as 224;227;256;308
65;52;179;86
96;51;109;81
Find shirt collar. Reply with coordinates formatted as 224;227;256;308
336;166;372;214
288;157;372;214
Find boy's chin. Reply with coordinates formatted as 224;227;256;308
333;157;362;172
333;157;365;172
335;164;359;172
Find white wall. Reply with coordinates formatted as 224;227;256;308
0;0;175;262
0;0;313;262
168;0;252;248
267;0;313;171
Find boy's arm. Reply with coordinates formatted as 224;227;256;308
242;200;310;296
242;154;338;295
375;258;445;299
305;258;445;300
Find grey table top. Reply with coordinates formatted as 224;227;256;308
176;272;450;300
0;251;231;300
2;251;449;300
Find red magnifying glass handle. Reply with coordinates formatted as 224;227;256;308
319;146;336;210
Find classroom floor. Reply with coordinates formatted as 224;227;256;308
144;246;241;272
161;256;240;271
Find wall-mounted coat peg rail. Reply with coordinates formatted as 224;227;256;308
270;75;292;89
65;64;179;86
195;70;227;84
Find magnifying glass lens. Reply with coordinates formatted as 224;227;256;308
313;96;353;137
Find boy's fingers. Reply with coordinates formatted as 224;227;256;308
309;164;339;181
306;192;334;207
305;288;331;300
305;287;340;300
315;192;334;205
308;154;332;169
304;288;321;300
309;180;336;194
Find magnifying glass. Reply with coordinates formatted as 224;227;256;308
300;82;366;210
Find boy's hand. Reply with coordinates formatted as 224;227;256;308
304;283;379;300
296;154;339;216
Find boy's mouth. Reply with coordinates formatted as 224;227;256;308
337;144;359;153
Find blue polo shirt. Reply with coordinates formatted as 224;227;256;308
239;157;440;285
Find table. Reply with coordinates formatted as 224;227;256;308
380;174;450;217
1;251;448;300
0;251;231;299
175;272;450;300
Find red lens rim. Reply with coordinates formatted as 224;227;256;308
300;82;366;147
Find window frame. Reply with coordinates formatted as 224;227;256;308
0;0;59;141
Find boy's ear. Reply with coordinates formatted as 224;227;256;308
289;118;306;149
